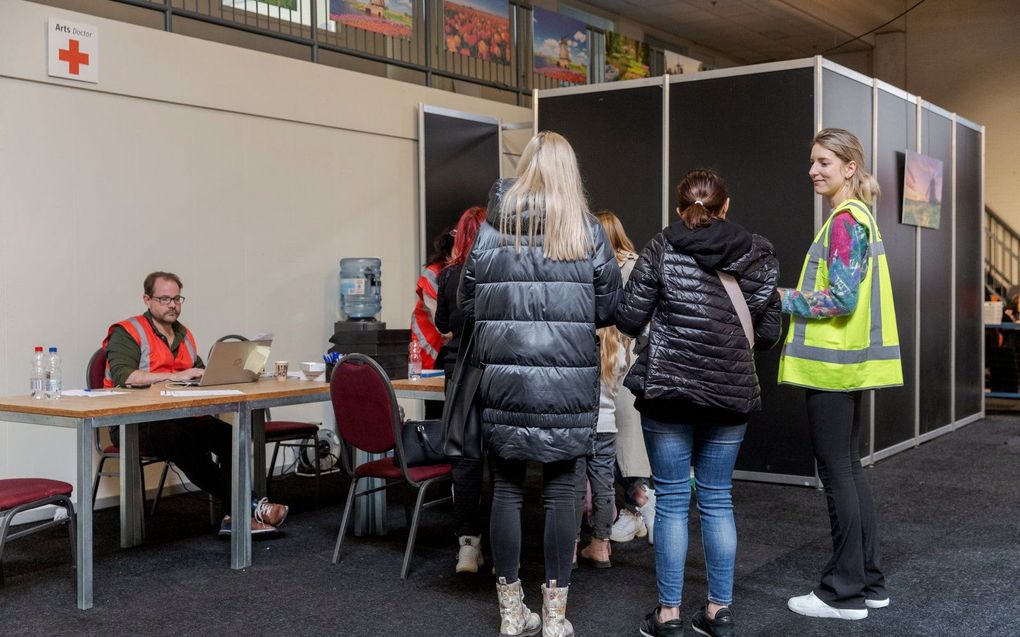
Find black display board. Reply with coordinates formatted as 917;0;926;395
422;108;501;259
823;69;875;456
538;85;664;253
955;123;983;419
670;68;816;478
919;108;954;434
874;89;918;452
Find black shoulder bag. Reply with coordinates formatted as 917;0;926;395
441;325;484;460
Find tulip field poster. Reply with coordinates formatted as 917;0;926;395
532;7;588;85
902;150;943;229
329;0;413;39
443;0;511;64
604;31;649;82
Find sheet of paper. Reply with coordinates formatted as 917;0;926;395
61;389;128;397
160;389;245;397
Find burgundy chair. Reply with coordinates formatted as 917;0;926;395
212;335;322;498
0;478;76;587
330;354;452;579
87;348;173;517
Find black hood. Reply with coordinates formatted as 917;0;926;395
662;218;753;272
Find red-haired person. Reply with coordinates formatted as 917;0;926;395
435;205;488;574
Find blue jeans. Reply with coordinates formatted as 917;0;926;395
643;415;747;608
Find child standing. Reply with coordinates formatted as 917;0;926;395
575;325;629;568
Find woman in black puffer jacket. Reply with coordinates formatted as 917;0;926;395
617;169;781;637
459;131;621;637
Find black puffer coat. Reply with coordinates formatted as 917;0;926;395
459;179;622;462
616;217;781;415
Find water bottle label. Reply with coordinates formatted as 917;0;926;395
340;278;366;295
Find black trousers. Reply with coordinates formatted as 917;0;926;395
806;389;886;609
113;416;233;503
490;456;578;586
452;457;484;537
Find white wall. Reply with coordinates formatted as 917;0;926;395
903;0;1020;227
0;0;530;506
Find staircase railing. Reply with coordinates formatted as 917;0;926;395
986;206;1020;299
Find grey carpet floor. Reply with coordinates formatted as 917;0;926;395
1;415;1018;636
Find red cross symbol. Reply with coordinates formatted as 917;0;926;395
58;39;90;75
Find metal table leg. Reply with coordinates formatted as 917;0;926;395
75;420;94;610
252;408;267;499
231;403;252;569
117;422;144;548
353;450;386;536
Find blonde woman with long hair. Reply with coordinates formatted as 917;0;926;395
781;128;902;621
460;131;621;637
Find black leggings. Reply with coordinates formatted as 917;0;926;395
806;389;886;609
490;456;577;586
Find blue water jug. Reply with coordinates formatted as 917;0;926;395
339;258;382;320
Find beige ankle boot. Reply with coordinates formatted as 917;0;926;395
541;580;574;637
496;577;541;636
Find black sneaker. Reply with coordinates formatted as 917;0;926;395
639;607;685;637
691;606;734;637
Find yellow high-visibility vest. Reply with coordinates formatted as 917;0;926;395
778;198;903;391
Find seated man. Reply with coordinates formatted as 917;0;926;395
103;270;288;535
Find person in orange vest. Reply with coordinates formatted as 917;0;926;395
103;271;289;536
411;227;455;371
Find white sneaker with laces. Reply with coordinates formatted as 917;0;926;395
610;509;647;543
638;487;656;545
787;592;868;620
455;535;484;574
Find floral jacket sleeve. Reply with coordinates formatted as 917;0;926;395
781;212;870;318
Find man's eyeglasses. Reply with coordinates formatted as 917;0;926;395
151;296;186;305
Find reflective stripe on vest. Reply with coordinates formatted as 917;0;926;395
102;315;198;387
778;199;903;391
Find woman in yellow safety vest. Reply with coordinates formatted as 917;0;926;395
779;128;903;621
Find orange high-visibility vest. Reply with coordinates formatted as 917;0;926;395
411;262;444;369
102;315;198;387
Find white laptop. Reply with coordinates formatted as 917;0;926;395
169;339;272;387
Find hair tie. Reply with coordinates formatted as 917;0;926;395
694;200;704;206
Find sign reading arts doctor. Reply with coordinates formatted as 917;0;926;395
48;18;99;83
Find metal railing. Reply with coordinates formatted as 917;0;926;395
986;206;1020;298
104;0;627;106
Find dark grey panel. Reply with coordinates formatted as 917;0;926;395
919;108;954;433
538;86;664;252
823;69;872;164
670;68;816;478
423;112;501;256
874;90;917;452
955;123;983;419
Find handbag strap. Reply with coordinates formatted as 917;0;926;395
716;271;755;349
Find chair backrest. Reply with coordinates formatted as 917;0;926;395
86;348;106;390
330;354;400;455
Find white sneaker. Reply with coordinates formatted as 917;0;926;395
610;509;647;543
455;535;484;574
866;597;890;609
787;592;868;620
638;487;656;545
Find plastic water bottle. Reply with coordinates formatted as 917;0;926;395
339;258;382;320
408;340;422;381
31;346;46;399
45;346;62;400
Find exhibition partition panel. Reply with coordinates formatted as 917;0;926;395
873;85;919;453
536;57;985;485
918;106;956;437
418;105;502;263
535;80;666;253
669;66;817;482
955;120;984;422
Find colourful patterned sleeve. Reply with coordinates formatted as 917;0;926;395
780;212;870;318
